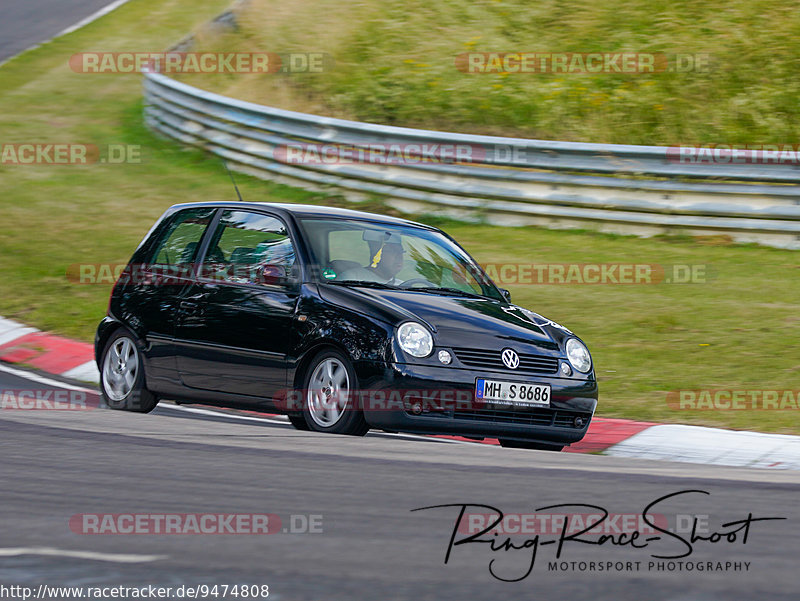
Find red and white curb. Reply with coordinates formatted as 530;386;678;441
1;316;797;468
605;425;800;470
0;317;99;383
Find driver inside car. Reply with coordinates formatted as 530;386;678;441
339;231;406;285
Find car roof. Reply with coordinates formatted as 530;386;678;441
167;201;435;230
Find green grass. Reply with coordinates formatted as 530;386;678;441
0;0;798;434
176;0;800;145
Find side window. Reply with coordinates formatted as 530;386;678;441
149;208;216;266
203;210;296;286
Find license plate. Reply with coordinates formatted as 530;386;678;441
475;379;551;407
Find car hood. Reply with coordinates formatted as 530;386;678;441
319;284;575;355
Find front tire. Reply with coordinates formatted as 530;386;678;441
301;350;368;436
287;413;311;431
499;439;564;452
100;330;158;413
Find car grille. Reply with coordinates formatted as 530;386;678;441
452;347;559;374
454;407;591;429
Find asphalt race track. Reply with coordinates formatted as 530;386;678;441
0;0;118;63
0;364;798;600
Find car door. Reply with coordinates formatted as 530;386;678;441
173;209;300;399
115;206;217;388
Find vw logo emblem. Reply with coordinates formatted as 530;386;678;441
501;349;520;369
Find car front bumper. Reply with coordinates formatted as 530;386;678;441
355;361;598;446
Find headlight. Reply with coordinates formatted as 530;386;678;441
397;322;433;358
565;338;592;373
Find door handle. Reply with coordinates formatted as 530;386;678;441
180;300;201;315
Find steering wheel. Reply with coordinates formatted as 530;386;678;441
398;278;435;289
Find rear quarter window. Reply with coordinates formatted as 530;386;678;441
147;208;216;266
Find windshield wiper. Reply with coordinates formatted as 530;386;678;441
327;280;401;290
408;286;488;299
328;281;493;299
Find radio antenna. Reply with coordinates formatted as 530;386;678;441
224;161;245;202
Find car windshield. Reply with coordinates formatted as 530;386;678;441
298;218;504;301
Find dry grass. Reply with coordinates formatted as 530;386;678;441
177;0;800;144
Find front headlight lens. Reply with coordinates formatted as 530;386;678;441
397;322;433;358
566;338;592;373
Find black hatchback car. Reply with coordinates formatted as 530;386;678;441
95;202;597;451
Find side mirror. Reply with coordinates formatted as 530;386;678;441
500;288;512;302
257;263;300;289
258;264;285;286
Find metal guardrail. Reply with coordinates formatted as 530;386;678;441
143;71;800;248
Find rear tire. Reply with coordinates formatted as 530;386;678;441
100;329;158;413
499;439;564;452
302;350;369;436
